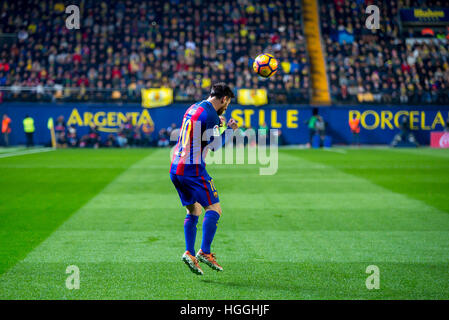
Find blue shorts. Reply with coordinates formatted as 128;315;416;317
170;173;220;207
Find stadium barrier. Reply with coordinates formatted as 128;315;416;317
0;103;448;146
430;132;449;148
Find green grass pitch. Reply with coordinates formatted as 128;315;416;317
0;147;448;299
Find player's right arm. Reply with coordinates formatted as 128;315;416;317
206;118;239;151
226;118;238;131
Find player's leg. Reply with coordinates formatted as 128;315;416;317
197;177;222;255
185;202;203;216
184;202;202;254
196;201;223;271
193;175;224;271
181;202;204;275
170;174;203;275
201;202;222;254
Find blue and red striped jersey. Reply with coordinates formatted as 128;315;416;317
170;100;221;176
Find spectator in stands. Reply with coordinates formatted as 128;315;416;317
67;125;78;147
245;124;257;147
349;113;360;146
167;123;177;136
57;131;68;148
55;116;67;148
315;115;326;147
235;124;247;148
105;134;119;148
133;126;143;147
0;0;309;104
157;128;169;147
391;115;419;147
275;129;287;146
2;114;11;147
88;124;101;148
320;0;449;105
167;123;179;146
79;135;88;148
305;108;318;148
117;126;128;148
142;122;155;146
23;115;35;147
122;116;134;146
258;122;269;144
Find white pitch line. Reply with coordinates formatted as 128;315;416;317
0;148;55;159
0;147;26;153
322;148;347;154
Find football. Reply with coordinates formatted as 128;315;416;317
252;53;278;78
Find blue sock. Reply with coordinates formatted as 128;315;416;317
201;210;220;254
184;214;198;255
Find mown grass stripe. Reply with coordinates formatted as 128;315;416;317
1;148;448;299
0;149;153;276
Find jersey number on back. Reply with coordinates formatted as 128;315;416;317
179;119;192;156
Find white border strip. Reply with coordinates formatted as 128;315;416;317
0;148;55;159
322;148;347;154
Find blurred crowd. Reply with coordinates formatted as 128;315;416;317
0;0;310;104
2;0;449;106
404;0;447;7
321;0;449;104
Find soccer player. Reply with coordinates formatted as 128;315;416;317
170;83;238;275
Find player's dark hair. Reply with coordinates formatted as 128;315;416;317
209;83;235;99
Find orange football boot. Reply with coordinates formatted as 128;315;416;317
182;251;203;275
196;249;223;272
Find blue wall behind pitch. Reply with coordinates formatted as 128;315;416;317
1;102;448;146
